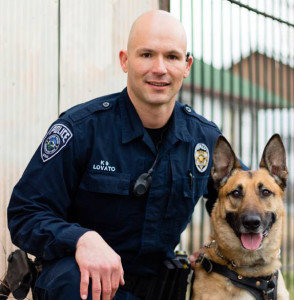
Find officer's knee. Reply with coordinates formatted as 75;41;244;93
35;256;81;299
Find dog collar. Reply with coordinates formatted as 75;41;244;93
196;253;279;300
204;240;239;268
205;240;281;269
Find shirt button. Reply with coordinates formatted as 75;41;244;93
102;102;110;108
185;106;192;113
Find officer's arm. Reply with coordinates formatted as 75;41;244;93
7;121;90;260
7;120;125;300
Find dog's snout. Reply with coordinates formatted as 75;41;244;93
241;214;262;231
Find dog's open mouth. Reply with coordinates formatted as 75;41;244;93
226;212;276;251
240;233;263;250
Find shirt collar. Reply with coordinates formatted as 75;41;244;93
119;88;145;144
169;102;193;143
119;88;192;144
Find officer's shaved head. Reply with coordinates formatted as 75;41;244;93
127;10;188;53
119;9;193;128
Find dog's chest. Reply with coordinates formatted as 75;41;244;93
193;269;257;300
236;290;256;300
220;277;256;300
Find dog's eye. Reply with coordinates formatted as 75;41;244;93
261;189;272;197
229;190;242;198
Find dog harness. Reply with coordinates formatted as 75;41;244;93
196;253;278;300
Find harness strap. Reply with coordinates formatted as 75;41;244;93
196;254;278;300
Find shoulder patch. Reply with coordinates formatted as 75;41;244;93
41;124;73;162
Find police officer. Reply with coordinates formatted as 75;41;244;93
8;10;221;300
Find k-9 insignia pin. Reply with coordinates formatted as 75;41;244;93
41;123;73;162
194;143;209;173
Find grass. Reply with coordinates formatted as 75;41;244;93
282;271;294;299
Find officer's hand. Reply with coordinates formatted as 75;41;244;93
75;231;125;300
188;246;206;269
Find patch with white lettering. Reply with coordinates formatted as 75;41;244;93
194;143;209;173
41;124;73;162
93;160;116;172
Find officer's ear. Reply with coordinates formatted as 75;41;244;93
119;50;128;73
183;53;193;79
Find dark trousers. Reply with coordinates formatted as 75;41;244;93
34;256;141;300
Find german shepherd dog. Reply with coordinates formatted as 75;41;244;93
192;134;289;299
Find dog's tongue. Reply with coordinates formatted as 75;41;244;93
241;233;262;250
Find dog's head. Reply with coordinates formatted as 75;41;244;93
211;134;287;252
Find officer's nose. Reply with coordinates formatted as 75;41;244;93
152;56;167;75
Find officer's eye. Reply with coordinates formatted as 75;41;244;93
142;53;152;58
261;189;272;197
168;54;178;60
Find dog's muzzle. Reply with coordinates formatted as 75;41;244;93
226;211;277;251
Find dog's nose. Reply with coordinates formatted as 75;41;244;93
241;214;262;230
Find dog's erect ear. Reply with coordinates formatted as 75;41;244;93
211;136;242;188
259;134;288;190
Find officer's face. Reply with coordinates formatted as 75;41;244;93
120;13;193;109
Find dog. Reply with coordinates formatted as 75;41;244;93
192;134;289;299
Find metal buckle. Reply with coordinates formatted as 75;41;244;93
196;254;213;274
263;287;275;300
206;258;213;273
196;253;205;264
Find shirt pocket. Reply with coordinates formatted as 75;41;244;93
165;175;209;220
184;175;209;200
161;176;209;245
74;171;131;227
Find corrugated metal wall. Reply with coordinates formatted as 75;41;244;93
0;0;159;282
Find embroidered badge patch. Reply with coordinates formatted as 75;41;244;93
41;124;73;162
194;143;209;173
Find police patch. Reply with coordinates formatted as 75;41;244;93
41;124;73;162
194;143;209;173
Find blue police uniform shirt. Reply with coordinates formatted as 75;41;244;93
8;88;222;276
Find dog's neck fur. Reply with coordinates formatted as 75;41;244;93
205;239;281;277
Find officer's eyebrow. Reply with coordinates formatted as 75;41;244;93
136;48;184;57
136;48;154;55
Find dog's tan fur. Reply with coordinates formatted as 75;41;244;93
192;135;289;299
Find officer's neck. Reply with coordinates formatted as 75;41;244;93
140;109;172;128
129;98;175;129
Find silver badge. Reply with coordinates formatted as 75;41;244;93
194;143;209;173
